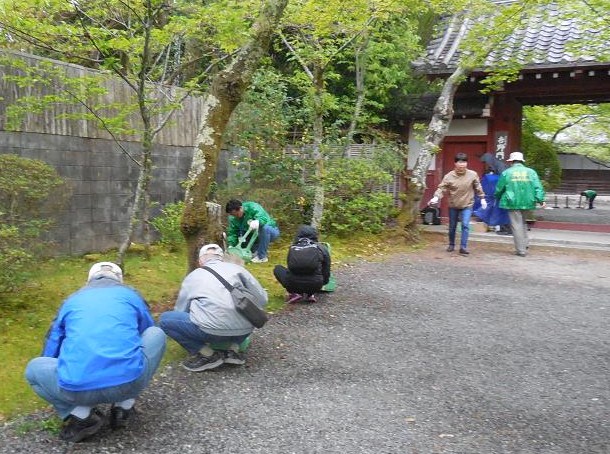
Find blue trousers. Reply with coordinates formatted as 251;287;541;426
448;207;473;249
25;326;166;419
254;224;280;259
159;311;250;354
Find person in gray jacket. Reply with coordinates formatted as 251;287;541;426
159;244;268;372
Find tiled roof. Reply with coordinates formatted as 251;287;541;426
416;1;609;74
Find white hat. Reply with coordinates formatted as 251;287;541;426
506;151;525;162
199;243;224;259
88;262;123;283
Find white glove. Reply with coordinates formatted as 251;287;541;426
480;199;488;210
429;196;439;206
248;219;260;230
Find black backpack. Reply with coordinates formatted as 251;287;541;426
287;239;321;274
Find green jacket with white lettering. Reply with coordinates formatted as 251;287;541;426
495;163;545;210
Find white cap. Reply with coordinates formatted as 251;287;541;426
87;262;123;283
507;151;525;162
199;244;224;259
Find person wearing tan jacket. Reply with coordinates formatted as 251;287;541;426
428;153;486;255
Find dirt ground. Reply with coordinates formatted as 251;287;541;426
420;232;610;290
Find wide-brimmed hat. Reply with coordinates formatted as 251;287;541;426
506;151;525;162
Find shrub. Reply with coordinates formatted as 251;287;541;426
150;201;185;251
215;147;400;237
322;158;395;236
0;154;68;293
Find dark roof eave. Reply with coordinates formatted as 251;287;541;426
415;61;610;77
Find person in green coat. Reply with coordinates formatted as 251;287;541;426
225;199;280;263
494;151;546;257
580;189;597;209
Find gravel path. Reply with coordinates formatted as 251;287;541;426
2;238;610;454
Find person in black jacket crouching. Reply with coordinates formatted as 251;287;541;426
273;225;331;304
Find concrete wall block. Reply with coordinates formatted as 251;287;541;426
91;222;115;237
70;223;118;254
72;208;93;225
154;167;180;181
90;150;125;167
111;217;130;229
72;194;93;210
61;165;87;181
91;205;114;223
0;131;24;148
49;225;72;248
112;181;137;198
58;150;90;167
71;180;92;196
89;180;112;195
70;236;97;255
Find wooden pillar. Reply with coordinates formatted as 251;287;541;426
489;94;522;158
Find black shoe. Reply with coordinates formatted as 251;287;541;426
446;245;455;252
223;350;246;365
59;408;104;443
459;248;469;255
109;405;135;429
182;351;224;372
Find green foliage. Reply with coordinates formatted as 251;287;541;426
225;67;297;149
523;103;610;184
521;127;562;190
150;202;186;251
250;148;309;188
559;143;610;164
0;154;69;293
322;158;395;235
217;145;402;236
330;14;428;130
523;104;610;164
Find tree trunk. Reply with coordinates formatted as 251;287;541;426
310;64;325;230
343;34;369;157
116;3;156;268
116;116;155;268
181;0;288;272
399;65;469;239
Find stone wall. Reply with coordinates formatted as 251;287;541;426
0;131;193;255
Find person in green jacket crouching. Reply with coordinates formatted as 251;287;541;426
494;151;546;257
580;189;597;210
226;199;280;263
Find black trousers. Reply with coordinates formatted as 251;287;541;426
273;265;322;295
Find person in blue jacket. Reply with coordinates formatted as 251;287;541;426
474;167;511;234
25;262;166;443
